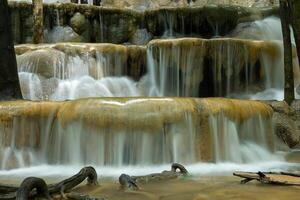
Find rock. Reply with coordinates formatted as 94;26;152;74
193;0;278;7
267;101;290;114
100;11;138;44
129;28;152;45
17;49;65;78
285;150;300;163
100;0;187;10
70;12;88;35
273;113;300;148
44;26;84;43
267;100;300;148
296;84;300;97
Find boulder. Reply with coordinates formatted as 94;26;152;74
17;49;65;78
70;12;87;35
129;28;152;45
273;113;299;148
44;26;84;43
267;101;300;148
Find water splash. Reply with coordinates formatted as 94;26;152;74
209;113;280;163
17;47;140;100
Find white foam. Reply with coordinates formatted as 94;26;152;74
0;161;297;179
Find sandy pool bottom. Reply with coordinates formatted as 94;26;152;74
70;176;300;200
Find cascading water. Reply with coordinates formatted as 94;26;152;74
146;39;205;96
145;17;300;100
17;45;140;100
232;16;300;100
3;6;299;178
145;38;286;98
0;98;285;174
209;113;280;163
17;17;299;100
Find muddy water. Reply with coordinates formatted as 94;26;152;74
73;177;300;200
1;175;299;200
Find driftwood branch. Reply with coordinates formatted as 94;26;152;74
233;171;300;186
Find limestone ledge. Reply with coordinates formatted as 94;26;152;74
0;97;273;130
0;97;275;164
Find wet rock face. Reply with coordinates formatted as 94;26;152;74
274;114;299;148
17;49;65;78
44;26;84;43
9;2;279;44
268;101;300;148
99;0;278;8
70;12;87;34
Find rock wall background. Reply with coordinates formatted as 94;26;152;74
8;0;279;9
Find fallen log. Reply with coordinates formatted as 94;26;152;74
132;163;189;184
233;171;300;186
119;163;188;190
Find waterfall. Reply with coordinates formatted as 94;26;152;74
209;113;280;163
145;38;284;98
146;39;205;96
6;12;297;176
17;45;140;100
232;16;300;99
0;98;281;170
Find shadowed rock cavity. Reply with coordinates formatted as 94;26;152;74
0;0;22;100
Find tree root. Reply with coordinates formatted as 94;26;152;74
48;166;98;195
0;166;98;200
16;177;50;200
171;163;189;176
119;174;138;191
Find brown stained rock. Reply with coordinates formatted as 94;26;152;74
266;100;300;148
273;113;299;148
17;48;65;79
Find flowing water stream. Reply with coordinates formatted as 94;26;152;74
1;8;299;178
17;17;300;101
